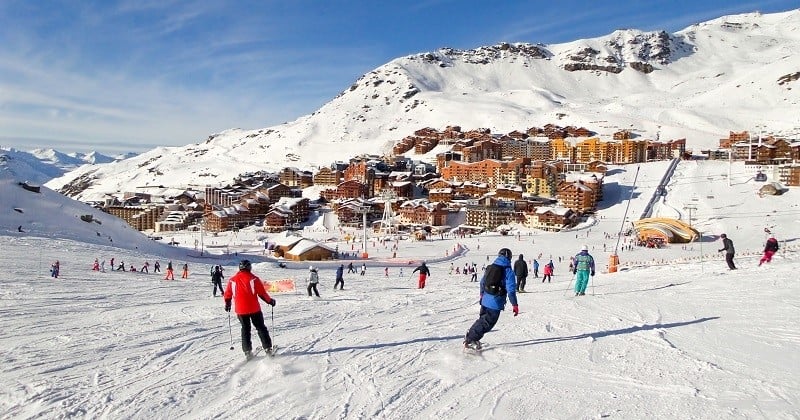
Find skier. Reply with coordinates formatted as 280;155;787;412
307;266;320;297
181;263;189;279
50;260;60;278
141;261;150;273
718;233;736;270
571;245;595;296
153;261;161;273
470;264;478;282
211;265;225;297
759;235;779;266
117;261;126;272
513;254;528;292
360;263;366;276
411;261;431;289
100;260;106;272
334;264;345;290
532;259;540;278
164;261;175;280
224;260;276;359
110;257;115;271
464;248;519;351
347;262;356;274
542;261;553;283
92;259;100;271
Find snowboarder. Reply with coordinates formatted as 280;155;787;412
211;265;225;297
464;248;519;351
571;245;595;296
759;235;779;266
411;261;431;289
224;260;276;359
718;233;736;270
307;266;320;297
513;254;528;292
164;261;175;280
334;264;345;290
181;263;189;279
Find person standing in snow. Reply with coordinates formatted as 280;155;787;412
412;261;431;289
141;261;149;273
759;235;779;266
718;233;736;270
181;263;189;279
464;248;519;351
360;263;366;276
50;260;60;278
334;264;345;290
164;261;175;280
542;261;553;283
571;245;595;296
513;254;528;292
347;262;355;274
211;265;225;297
153;261;161;273
532;259;540;278
224;260;276;359
307;266;320;297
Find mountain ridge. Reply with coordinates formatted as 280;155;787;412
46;9;800;201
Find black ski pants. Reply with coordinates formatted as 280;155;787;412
725;253;736;270
212;279;224;296
466;306;501;343
516;275;527;291
237;312;271;353
334;277;344;290
307;283;320;297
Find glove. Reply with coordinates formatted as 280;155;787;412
591;271;595;276
512;305;519;316
268;298;276;307
718;249;723;253
224;300;231;312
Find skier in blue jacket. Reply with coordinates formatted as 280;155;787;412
464;248;519;351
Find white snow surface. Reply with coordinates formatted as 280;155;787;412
2;159;800;418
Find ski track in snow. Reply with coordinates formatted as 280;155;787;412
2;160;800;419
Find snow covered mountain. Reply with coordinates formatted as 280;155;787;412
0;147;126;186
47;10;800;201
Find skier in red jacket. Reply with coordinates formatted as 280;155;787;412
224;260;276;359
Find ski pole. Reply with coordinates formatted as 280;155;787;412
563;273;574;296
271;305;276;349
228;312;234;350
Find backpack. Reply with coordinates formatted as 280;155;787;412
482;264;507;296
575;255;591;271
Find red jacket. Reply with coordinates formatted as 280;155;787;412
223;270;272;315
543;264;553;275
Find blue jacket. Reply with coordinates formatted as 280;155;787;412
533;259;539;269
335;265;344;279
479;255;518;311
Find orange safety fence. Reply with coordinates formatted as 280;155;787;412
264;279;296;293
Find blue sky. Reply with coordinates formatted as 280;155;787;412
0;0;796;155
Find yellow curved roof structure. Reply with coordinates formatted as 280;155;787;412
633;218;700;243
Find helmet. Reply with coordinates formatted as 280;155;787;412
720;233;727;238
238;260;252;272
498;248;512;259
581;244;588;251
309;266;315;271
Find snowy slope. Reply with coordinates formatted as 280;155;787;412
1;159;799;418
